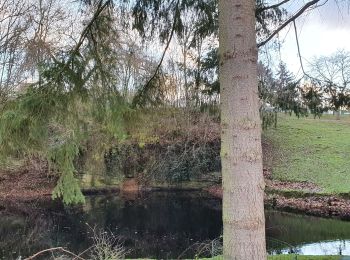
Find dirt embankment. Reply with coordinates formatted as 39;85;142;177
0;159;55;203
3;160;350;221
2;132;350;220
205;160;350;220
205;180;350;220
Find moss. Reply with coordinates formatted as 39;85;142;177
264;114;350;194
128;256;341;260
268;256;341;260
265;188;327;198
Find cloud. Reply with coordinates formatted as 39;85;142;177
278;0;350;75
315;0;350;29
283;0;350;28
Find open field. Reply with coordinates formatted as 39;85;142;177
264;114;350;194
198;255;341;260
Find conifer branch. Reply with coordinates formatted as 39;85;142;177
24;247;85;260
138;0;180;101
257;0;291;13
257;0;324;48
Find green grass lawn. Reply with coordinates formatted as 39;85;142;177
264;114;350;194
268;255;341;260
199;256;341;260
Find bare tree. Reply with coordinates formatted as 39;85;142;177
309;50;350;119
23;0;69;76
0;0;31;103
219;0;266;259
0;0;77;104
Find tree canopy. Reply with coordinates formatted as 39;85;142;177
0;0;332;204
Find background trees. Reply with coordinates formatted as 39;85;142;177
0;0;79;105
1;0;346;259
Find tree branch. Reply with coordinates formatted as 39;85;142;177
132;0;180;107
143;0;180;90
257;0;291;13
24;247;85;260
257;0;324;48
37;0;111;87
68;0;112;62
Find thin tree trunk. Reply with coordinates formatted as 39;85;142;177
219;0;266;259
336;110;340;120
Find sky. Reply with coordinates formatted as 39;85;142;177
268;0;350;77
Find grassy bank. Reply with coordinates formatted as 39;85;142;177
134;256;342;260
268;256;341;260
264;114;350;194
3;109;350;201
199;256;341;260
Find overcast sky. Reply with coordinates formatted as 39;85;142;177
267;0;350;77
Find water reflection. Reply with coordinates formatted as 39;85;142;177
266;211;350;255
291;240;350;255
1;192;350;259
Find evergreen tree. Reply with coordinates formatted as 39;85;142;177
309;50;350;119
220;0;266;258
274;62;307;116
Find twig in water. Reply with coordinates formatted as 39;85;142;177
23;247;85;260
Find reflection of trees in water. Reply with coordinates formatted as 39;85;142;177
0;213;54;259
0;200;89;259
266;211;350;250
339;240;346;255
81;193;222;259
266;237;301;255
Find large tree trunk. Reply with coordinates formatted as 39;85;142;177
219;0;267;259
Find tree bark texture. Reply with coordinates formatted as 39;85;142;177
219;0;267;259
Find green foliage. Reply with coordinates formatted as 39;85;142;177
268;256;340;260
132;71;166;108
200;256;341;260
200;48;219;95
0;86;61;159
130;0;285;42
274;63;307;117
151;141;220;183
0;84;87;205
130;0;217;42
308;50;350;112
301;85;325;118
127;0;287;104
0;3;130;204
103;108;220;184
261;109;277;130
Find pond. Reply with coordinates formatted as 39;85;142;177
1;191;350;259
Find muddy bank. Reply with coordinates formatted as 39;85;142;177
0;159;55;203
266;194;350;220
205;182;350;220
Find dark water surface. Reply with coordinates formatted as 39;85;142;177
1;191;350;259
